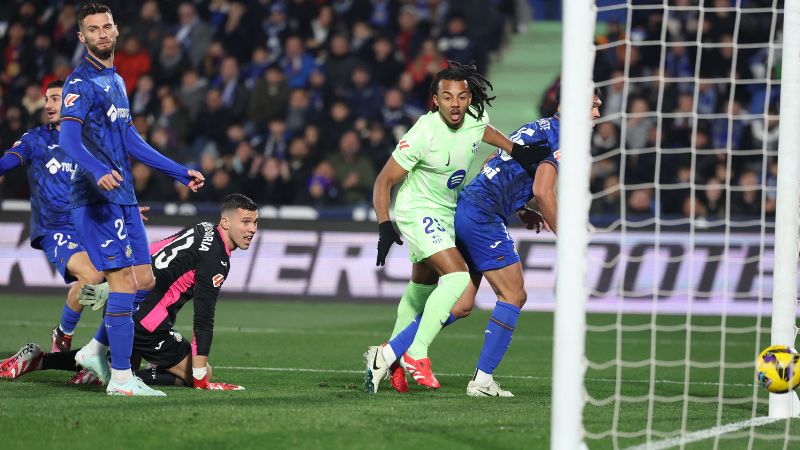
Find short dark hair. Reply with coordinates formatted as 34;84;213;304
221;193;257;214
46;80;65;90
430;61;495;120
77;3;113;28
555;86;602;104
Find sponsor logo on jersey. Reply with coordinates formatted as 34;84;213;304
446;169;467;189
45;157;75;175
398;140;410;150
101;239;114;248
68;78;82;84
212;274;225;288
64;94;80;107
106;105;130;123
104;85;111;92
47;144;59;150
200;224;215;251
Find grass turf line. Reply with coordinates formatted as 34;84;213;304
0;295;797;449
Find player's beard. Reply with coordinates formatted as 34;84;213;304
87;40;115;60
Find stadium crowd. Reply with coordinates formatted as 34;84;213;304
571;0;781;221
0;0;781;220
0;0;516;208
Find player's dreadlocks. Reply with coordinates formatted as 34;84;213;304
430;61;496;120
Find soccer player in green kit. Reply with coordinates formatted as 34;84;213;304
365;62;550;392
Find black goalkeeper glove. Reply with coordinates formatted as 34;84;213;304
376;221;403;266
510;142;550;176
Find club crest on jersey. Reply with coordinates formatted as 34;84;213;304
446;169;467;189
64;94;80;107
125;245;132;258
212;274;225;288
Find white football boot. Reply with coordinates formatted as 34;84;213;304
364;345;390;393
467;379;514;397
106;375;166;397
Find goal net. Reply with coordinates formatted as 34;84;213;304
552;1;800;449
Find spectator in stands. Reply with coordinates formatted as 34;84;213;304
249;64;290;134
131;74;160;120
286;137;317;203
281;35;318;89
212;56;248;121
730;170;762;216
342;64;384;120
194;88;234;150
174;2;212;68
301;160;340;207
305;4;334;55
625;97;654;150
406;38;448;91
320;100;353;153
130;1;166;53
115;36;151;94
368;35;405;89
363;120;395;170
218;1;256;62
701;176;726;219
247;156;291;206
590;175;622;216
133;162;170;203
325;34;359;95
155;94;192;152
20;83;45;122
327;130;375;206
241;47;273;90
437;13;475;64
152;35;190;87
262;120;291;160
262;2;291;57
177;68;209;121
286;89;313;134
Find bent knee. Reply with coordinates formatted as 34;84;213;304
502;290;527;308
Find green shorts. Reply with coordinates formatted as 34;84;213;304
395;209;456;263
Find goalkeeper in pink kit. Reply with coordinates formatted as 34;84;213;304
0;194;258;392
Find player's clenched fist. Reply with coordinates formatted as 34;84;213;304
187;169;205;192
376;221;403;266
517;206;549;233
97;170;123;191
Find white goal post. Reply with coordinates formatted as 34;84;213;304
769;0;800;420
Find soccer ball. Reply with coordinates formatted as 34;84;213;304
756;345;800;393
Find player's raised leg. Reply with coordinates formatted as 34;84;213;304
466;261;525;397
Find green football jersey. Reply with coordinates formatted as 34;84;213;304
392;108;489;215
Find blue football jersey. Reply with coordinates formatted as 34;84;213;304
61;54;136;207
459;115;560;220
4;124;76;246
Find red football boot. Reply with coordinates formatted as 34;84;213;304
400;352;440;389
388;361;409;393
51;326;73;353
0;343;44;380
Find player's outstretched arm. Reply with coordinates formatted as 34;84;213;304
373;157;407;266
532;162;558;235
125;126;205;191
60;120;116;188
0;153;23;177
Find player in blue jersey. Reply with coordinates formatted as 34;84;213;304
59;3;205;397
374;89;602;396
0;80;104;354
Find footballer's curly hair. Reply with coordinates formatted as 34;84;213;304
430;61;495;121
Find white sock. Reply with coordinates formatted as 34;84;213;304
382;344;397;364
111;368;133;384
473;368;493;387
83;338;108;355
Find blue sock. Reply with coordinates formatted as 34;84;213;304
94;323;109;346
134;289;150;310
105;292;136;371
59;304;82;335
388;313;459;358
476;301;521;375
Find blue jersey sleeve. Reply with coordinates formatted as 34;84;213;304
59;120;112;182
5;133;33;165
61;77;92;123
507;118;560;172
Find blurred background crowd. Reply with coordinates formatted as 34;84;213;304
0;0;518;208
0;0;784;221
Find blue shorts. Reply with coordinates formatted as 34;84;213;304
38;230;84;284
72;203;150;272
454;206;520;273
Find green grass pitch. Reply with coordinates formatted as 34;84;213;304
0;294;797;449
